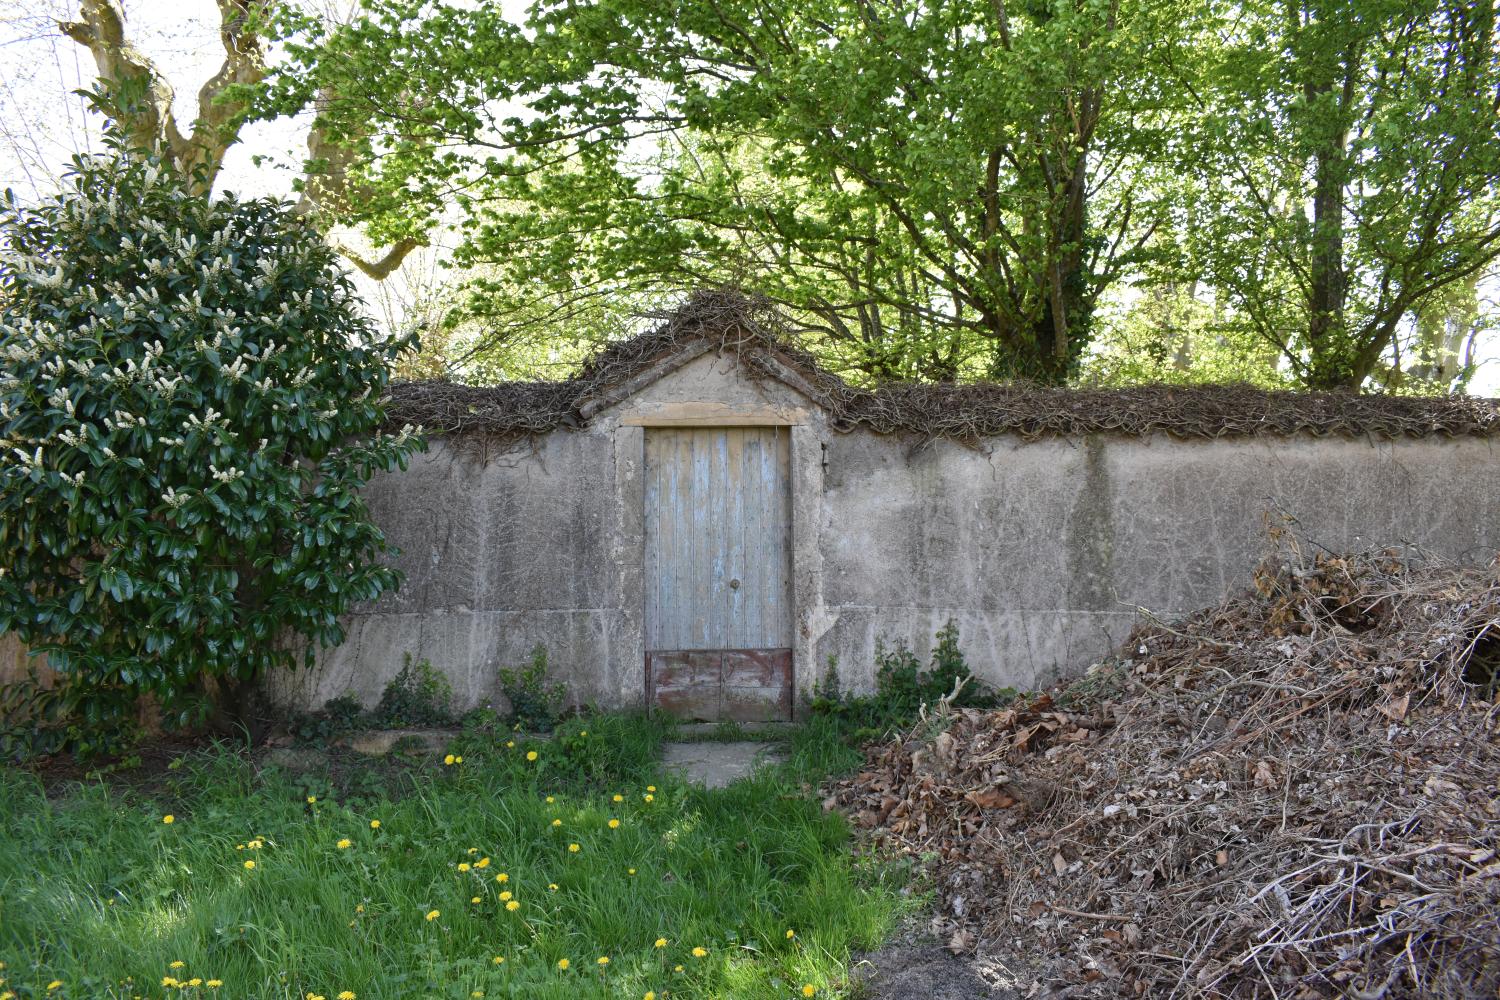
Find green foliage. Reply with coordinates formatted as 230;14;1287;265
1181;0;1500;389
0;668;139;762
283;657;454;747
233;0;1500;393
0;725;904;997
811;620;1011;740
283;694;366;748
375;654;455;728
498;646;568;733
0;131;424;736
253;0;1197;384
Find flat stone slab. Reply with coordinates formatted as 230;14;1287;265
341;728;453;756
660;741;784;788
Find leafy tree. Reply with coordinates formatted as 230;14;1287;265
0;139;423;734
55;0;421;278
1183;0;1500;390
255;0;1198;383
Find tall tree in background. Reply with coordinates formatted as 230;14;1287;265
261;0;1195;383
1186;0;1500;390
56;0;420;278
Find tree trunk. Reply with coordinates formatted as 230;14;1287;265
1303;131;1351;388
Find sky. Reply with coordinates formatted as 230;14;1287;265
1;0;1496;394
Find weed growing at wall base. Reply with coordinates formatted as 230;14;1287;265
812;620;1013;739
0;714;907;998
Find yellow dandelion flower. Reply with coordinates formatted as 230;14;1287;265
475;857;490;868
188;979;202;987
545;796;555;804
492;956;505;965
692;947;707;958
505;740;514;748
355;904;365;913
337;838;352;849
548;883;559;891
674;964;684;973
458;863;471;873
612;794;623;803
45;983;61;992
644;794;654;803
471;992;484;998
162;814;174;824
162;977;179;988
526;750;538;761
243;860;256;870
557;959;570;971
645;993;656;1000
206;981;222;989
306;795;317;804
455;755;463;763
654;938;668;949
444;754;455;765
471;896;481;904
169;962;185;970
597;956;610;967
580;730;587;736
552;819;562;827
467;847;478;855
568;843;580;853
608;819;620;829
786;929;796;939
647;785;656;792
248;839;263;849
495;873;508;883
339;993;356;1000
425;909;440;921
506;900;520;912
369;820;380;829
802;986;816;997
499;891;512;901
628;868;637;875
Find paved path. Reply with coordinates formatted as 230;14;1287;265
660;741;784;788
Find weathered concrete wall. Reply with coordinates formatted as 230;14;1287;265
268;353;1500;714
813;432;1500;694
8;350;1498;713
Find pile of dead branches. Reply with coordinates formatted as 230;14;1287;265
830;531;1500;998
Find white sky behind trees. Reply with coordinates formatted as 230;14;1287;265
1;0;1496;393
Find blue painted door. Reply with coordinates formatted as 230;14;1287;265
644;427;792;720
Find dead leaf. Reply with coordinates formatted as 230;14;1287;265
965;788;1017;810
946;928;975;954
1377;692;1410;722
1052;851;1068;876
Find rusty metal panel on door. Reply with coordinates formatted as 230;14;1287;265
644;427;791;650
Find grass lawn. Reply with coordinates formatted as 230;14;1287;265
0;714;910;1000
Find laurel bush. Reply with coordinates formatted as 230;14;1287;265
0;142;423;737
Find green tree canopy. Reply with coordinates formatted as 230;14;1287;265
257;0;1199;383
1183;0;1500;389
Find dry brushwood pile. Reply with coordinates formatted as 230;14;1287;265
830;535;1500;998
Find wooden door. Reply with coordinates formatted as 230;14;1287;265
644;427;793;721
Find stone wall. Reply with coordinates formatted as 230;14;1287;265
273;356;1500;713
8;349;1498;713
